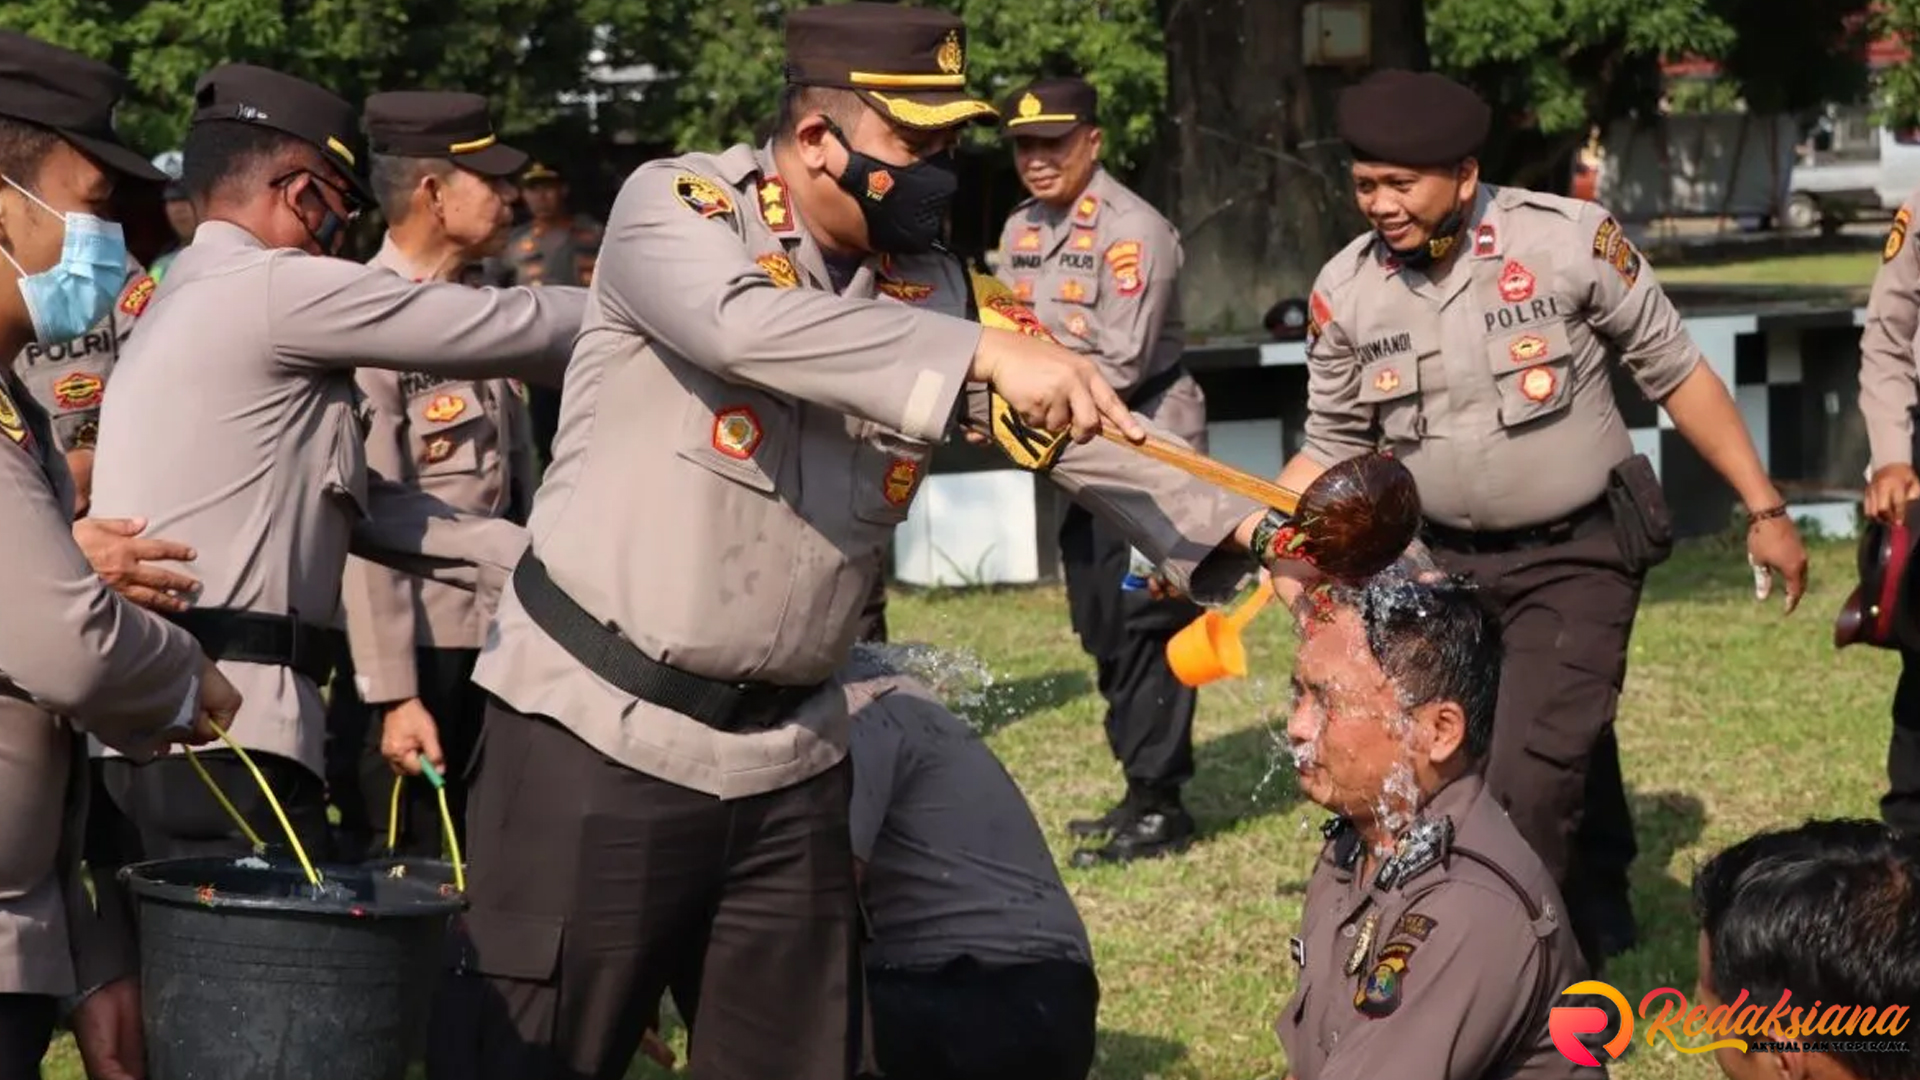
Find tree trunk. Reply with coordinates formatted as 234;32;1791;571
1158;0;1428;335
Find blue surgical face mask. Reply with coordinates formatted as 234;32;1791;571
1;175;130;344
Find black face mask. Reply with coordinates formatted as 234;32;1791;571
823;119;958;255
1380;184;1468;270
277;170;355;257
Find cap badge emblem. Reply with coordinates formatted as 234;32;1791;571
937;30;964;75
1018;92;1042;119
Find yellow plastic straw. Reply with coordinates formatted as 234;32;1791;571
387;775;403;854
184;723;321;887
183;746;266;852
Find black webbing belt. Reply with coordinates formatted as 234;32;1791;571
1125;362;1189;410
512;552;825;733
167;609;337;687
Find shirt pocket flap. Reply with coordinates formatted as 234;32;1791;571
1484;321;1573;373
1355;357;1420;404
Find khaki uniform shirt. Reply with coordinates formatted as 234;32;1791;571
1276;773;1590;1080
843;652;1092;972
997;167;1205;447
502;215;605;288
340;237;541;704
1858;184;1920;471
10;255;151;455
87;220;586;777
0;373;200;996
1300;186;1700;530
471;143;1259;801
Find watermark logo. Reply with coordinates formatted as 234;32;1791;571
1551;980;1912;1065
1549;981;1635;1066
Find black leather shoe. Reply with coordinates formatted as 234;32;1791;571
1069;807;1196;868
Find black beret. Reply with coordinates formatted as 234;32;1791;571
1336;69;1491;167
191;63;372;203
784;1;997;131
364;91;527;179
1000;77;1098;140
0;32;164;181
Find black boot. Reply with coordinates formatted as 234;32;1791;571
1066;782;1148;840
1069;790;1195;868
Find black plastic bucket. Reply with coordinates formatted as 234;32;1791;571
121;854;466;1080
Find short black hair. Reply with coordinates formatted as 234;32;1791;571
0;115;62;187
771;85;868;148
369;152;453;223
1693;819;1920;1079
181;120;310;205
1336;572;1500;757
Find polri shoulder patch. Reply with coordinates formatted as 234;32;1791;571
1105;240;1145;296
673;173;735;220
1591;215;1642;287
1354;941;1414;1018
1888;207;1912;263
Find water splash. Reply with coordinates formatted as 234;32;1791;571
848;641;1001;731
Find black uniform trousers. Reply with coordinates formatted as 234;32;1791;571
858;957;1099;1080
334;647;489;860
427;700;860;1080
1058;502;1204;803
0;994;56;1080
1885;416;1920;837
1425;507;1642;964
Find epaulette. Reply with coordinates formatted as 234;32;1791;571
1373;813;1455;892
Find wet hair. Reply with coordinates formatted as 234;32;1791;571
182;120;311;206
0;116;61;186
369;153;455;223
1692;819;1920;1079
771;85;869;148
1336;572;1500;758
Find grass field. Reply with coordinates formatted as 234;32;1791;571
44;529;1898;1079
1654;248;1881;286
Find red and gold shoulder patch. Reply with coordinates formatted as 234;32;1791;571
673;174;735;220
1888;207;1912;263
756;253;800;289
883;456;920;505
712;406;762;459
51;371;104;411
758;176;794;232
1308;291;1333;340
119;274;155;317
1591;215;1642;286
1104;240;1144;296
423;394;467;424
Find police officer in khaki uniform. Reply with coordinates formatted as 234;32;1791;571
432;6;1287;1078
1275;575;1588;1080
500;160;603;464
1854;181;1920;837
0;32;243;1074
84;63;585;870
337;90;540;857
998;75;1208;865
1271;70;1809;970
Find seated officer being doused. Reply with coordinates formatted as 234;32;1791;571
1273;566;1593;1080
839;645;1101;1080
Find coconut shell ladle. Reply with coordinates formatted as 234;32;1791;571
1095;429;1422;582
